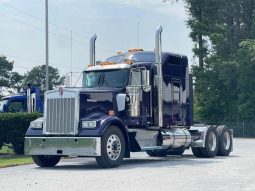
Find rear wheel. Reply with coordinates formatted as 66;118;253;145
217;126;232;156
32;155;61;167
192;126;219;158
191;147;203;157
96;126;125;168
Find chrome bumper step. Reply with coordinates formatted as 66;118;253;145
25;137;101;156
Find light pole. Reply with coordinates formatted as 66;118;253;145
45;0;49;91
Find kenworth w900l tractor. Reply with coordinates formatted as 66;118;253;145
24;26;233;168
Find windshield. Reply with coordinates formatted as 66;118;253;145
105;55;125;63
83;69;129;88
0;99;8;112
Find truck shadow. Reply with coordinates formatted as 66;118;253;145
35;154;232;171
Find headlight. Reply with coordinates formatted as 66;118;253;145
82;121;97;128
30;118;43;129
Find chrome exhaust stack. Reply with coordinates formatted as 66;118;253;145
90;34;97;66
155;25;163;127
26;84;32;113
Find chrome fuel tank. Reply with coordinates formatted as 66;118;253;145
161;128;191;148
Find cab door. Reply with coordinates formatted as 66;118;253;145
127;67;152;126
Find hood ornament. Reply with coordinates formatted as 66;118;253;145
59;87;63;96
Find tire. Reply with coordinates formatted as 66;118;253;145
192;126;219;158
12;143;24;155
96;126;125;168
146;150;167;157
217;126;232;156
191;147;203;157
32;155;61;167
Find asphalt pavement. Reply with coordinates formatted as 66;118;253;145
0;138;254;191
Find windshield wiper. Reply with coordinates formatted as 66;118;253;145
101;74;109;87
97;73;104;87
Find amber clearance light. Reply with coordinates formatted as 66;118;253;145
128;48;144;52
100;62;116;66
108;110;115;116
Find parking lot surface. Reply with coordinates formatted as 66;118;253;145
0;138;254;191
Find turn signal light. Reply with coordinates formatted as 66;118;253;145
109;110;115;116
124;60;133;65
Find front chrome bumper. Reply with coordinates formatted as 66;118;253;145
25;137;101;156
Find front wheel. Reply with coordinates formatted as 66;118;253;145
96;126;125;168
32;155;61;167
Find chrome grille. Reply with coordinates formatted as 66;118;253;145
45;98;76;135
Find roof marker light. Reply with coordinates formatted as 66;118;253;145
128;48;144;52
100;62;116;66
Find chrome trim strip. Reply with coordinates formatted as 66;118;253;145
25;137;101;156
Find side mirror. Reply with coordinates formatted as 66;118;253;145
142;70;151;92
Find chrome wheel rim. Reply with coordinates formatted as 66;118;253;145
223;132;231;150
106;134;121;160
208;132;217;151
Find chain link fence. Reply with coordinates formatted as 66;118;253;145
224;122;255;138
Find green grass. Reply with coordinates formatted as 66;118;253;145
0;155;33;168
0;145;14;154
0;145;33;168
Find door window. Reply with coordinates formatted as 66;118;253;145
130;68;142;86
8;101;25;112
172;80;182;105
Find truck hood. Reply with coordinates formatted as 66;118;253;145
45;87;125;119
79;90;121;119
45;87;124;95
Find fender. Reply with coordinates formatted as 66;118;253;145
99;115;130;158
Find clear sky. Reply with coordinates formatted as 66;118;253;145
0;0;193;86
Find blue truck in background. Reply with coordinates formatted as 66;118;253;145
0;85;43;113
24;26;233;168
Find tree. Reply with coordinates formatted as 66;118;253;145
10;72;23;91
0;56;13;88
185;0;255;123
237;40;255;121
0;56;24;97
23;65;65;96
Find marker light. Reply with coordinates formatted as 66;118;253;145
128;48;144;52
100;62;115;65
